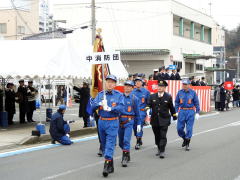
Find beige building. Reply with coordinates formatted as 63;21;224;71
0;0;39;40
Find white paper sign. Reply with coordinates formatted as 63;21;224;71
84;51;121;64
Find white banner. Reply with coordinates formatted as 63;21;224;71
83;51;121;64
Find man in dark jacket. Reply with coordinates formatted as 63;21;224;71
5;83;16;125
49;105;73;145
73;82;90;128
232;85;240;107
17;79;28;124
157;66;165;82
200;77;207;86
147;80;177;158
164;67;171;80
219;83;226;111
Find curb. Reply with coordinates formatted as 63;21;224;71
19;127;98;145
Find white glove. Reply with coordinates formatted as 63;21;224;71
89;116;94;121
195;113;200;120
176;112;178;117
137;125;141;133
103;106;112;112
66;134;70;138
146;109;151;116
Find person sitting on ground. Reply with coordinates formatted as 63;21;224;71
49;105;73;145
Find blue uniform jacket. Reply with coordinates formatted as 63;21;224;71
49;112;67;140
120;93;141;125
92;90;124;118
175;89;200;113
132;88;150;111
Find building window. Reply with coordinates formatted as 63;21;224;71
173;61;182;69
196;64;203;71
17;26;25;34
0;23;7;34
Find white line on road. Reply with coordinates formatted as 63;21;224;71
42;119;240;180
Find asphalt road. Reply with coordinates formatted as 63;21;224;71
0;109;240;180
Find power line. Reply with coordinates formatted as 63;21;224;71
9;0;34;34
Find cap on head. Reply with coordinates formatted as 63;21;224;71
158;80;168;87
153;69;159;72
106;75;117;82
128;74;133;78
182;79;191;85
59;104;67;110
124;80;134;87
19;79;24;83
134;77;143;82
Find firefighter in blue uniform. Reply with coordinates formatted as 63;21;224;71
92;75;124;177
132;77;150;150
119;80;141;167
175;79;200;151
49;105;73;145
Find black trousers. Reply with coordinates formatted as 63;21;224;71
27;110;34;122
152;126;168;152
7;112;14;125
19;104;27;123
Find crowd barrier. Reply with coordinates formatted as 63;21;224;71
116;80;211;112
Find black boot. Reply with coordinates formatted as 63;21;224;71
182;138;186;147
109;160;114;173
103;160;111;177
128;152;131;162
185;139;191;151
139;138;143;145
98;148;103;157
121;151;129;167
135;138;141;150
51;139;56;144
159;152;165;159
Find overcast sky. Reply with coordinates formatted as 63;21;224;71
1;0;239;30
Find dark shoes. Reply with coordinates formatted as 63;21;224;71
103;160;114;177
98;148;103;157
159;152;165;159
121;151;130;167
135;138;142;150
185;139;191;151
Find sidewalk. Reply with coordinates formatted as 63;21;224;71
0;103;97;151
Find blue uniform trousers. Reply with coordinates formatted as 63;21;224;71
58;124;73;145
118;119;134;151
177;109;195;139
98;119;119;160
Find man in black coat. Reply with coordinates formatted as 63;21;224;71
17;80;28;124
219;83;226;111
73;82;90;128
5;83;16;125
157;66;165;82
147;80;177;158
200;77;207;86
164;67;171;80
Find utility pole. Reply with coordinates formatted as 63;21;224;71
91;0;96;45
208;1;212;16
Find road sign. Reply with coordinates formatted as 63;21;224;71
84;51;121;64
